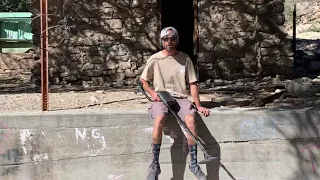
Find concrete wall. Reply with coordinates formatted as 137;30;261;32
0;108;319;180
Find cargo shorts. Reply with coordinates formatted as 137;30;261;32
147;98;197;121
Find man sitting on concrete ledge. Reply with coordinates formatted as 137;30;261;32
139;26;211;180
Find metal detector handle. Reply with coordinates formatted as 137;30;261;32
157;91;177;107
135;76;153;102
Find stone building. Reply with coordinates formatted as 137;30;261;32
30;0;294;87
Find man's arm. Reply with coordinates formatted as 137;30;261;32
190;82;202;107
190;82;210;117
140;78;160;102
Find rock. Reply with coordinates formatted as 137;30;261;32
124;69;135;77
309;61;320;70
85;70;103;77
285;78;319;97
90;96;99;104
93;90;103;94
113;81;125;88
312;78;320;85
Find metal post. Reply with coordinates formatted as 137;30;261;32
193;0;199;81
40;0;49;111
293;3;297;68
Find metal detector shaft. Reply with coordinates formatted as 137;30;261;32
135;78;218;163
166;106;216;162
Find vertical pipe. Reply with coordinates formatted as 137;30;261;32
292;3;297;67
193;0;199;81
157;0;162;51
40;0;49;111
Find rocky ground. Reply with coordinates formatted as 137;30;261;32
0;72;320;113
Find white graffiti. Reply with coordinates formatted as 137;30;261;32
32;153;49;162
75;128;87;142
142;127;153;134
75;128;107;156
143;127;175;143
108;174;123;180
19;129;34;155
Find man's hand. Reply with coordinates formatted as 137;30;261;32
196;106;210;117
151;91;160;102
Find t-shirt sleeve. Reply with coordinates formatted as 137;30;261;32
186;57;198;84
140;58;155;81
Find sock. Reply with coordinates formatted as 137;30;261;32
189;144;197;167
152;144;161;164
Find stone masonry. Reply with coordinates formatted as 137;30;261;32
197;0;294;81
28;0;293;87
30;0;159;87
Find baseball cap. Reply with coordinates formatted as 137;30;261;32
160;26;179;39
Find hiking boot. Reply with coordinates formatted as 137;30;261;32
147;162;161;180
189;164;207;180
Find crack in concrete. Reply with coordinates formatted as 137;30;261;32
0;149;154;167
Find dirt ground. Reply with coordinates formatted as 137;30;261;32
0;81;319;113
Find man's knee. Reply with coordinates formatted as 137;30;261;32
154;115;166;126
185;114;196;127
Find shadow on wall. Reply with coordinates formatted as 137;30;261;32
238;107;320;179
272;108;320;180
163;113;225;180
29;0;160;87
197;0;294;81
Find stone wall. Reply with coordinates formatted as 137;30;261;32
0;53;34;73
30;0;159;87
29;0;293;87
197;0;294;81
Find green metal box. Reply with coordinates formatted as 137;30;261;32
0;12;33;53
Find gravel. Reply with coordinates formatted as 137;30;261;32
0;87;221;113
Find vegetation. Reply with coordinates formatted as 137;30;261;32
284;0;320;32
0;0;29;12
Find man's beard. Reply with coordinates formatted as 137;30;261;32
165;45;176;52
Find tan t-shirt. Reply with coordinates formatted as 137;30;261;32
140;51;198;98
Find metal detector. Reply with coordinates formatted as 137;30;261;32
135;77;219;164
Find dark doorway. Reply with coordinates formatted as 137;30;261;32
161;0;196;63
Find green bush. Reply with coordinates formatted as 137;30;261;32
310;22;320;32
0;0;29;12
284;0;298;28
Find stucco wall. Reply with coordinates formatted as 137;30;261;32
0;108;319;179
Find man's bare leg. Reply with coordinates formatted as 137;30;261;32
185;115;207;180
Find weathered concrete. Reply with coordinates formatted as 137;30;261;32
0;107;319;180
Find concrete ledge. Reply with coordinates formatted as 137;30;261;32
0;107;319;179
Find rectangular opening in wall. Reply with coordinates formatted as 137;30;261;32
161;0;197;65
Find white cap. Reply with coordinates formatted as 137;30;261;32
160;26;179;39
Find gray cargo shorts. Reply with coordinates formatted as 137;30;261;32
147;98;197;121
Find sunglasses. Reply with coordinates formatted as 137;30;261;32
162;37;177;42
